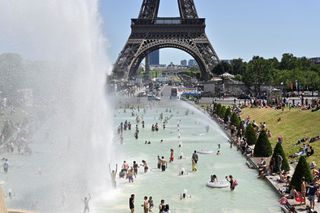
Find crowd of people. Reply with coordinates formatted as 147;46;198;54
238;95;320;112
129;194;171;213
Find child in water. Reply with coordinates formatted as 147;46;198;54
180;189;191;200
169;149;174;162
179;167;186;176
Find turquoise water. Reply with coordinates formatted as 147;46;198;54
94;100;281;213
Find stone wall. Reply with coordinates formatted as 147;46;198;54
0;185;8;213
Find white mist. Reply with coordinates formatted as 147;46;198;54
0;0;114;212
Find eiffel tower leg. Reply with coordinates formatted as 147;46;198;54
113;39;143;80
145;54;151;80
178;0;199;19
195;35;219;80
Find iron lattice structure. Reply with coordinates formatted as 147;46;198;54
113;0;219;80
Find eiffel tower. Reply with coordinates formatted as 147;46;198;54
112;0;219;80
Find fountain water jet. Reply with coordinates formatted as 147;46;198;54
0;0;114;212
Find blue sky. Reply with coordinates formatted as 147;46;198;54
101;0;320;65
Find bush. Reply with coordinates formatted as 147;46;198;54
290;156;312;191
271;142;290;172
230;112;241;128
245;124;257;145
253;130;272;157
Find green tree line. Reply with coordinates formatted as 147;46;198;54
212;53;320;94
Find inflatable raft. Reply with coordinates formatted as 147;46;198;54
206;180;229;188
197;150;213;154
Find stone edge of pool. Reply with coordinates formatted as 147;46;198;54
8;210;35;213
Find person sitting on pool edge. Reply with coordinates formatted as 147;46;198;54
258;158;267;178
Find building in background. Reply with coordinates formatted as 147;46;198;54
188;59;197;67
221;59;232;64
309;57;320;64
148;50;160;66
180;59;187;66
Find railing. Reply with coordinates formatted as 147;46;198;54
131;18;205;25
155;18;181;25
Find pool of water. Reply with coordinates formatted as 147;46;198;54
94;99;281;213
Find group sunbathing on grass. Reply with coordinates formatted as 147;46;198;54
289;144;315;158
295;136;320;146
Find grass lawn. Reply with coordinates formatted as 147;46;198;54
240;107;320;166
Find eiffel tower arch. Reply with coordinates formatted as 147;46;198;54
112;0;219;81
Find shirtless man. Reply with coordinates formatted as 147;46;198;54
127;167;134;183
141;160;148;173
122;161;129;172
82;194;91;213
109;164;118;188
141;196;149;213
159;156;167;172
133;161;139;177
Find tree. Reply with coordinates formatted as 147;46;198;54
230;112;240;128
279;53;298;70
212;61;232;75
215;104;222;116
0;53;24;95
305;71;320;95
224;107;231;123
233;74;242;82
230;58;246;75
219;106;227;119
0;121;15;144
267;57;280;69
245;124;257;145
243;56;274;94
297;56;312;70
271;143;290;172
253;130;273;157
290;156;312;191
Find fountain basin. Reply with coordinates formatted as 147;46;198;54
8;209;35;213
